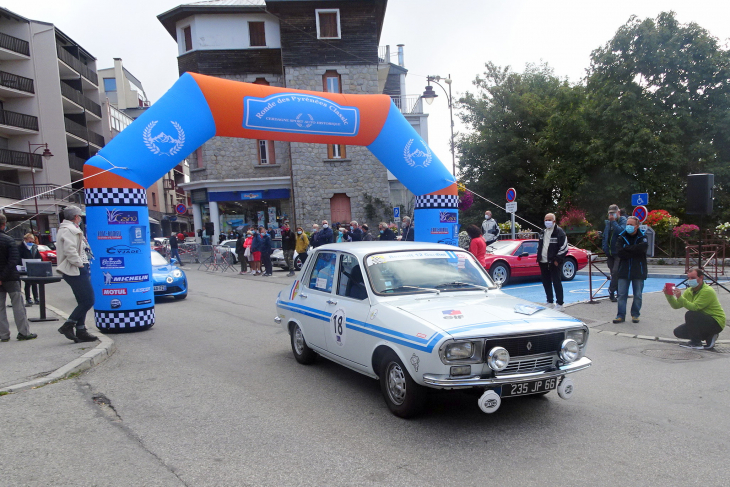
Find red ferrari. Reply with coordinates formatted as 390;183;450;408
483;239;590;286
37;245;57;264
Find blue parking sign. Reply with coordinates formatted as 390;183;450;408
393;207;400;219
631;193;649;206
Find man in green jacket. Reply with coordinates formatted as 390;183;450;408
667;268;725;349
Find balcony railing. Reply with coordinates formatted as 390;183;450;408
20;183;84;204
0;181;21;200
378;45;391;64
56;45;98;86
64;117;104;147
391;95;424;114
0;32;30;57
0;70;34;94
60;82;102;117
0;109;39;131
67;153;87;173
0;148;42;169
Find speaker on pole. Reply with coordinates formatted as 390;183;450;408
686;173;714;215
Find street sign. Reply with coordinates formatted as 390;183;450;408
393;207;400;222
175;203;187;215
505;202;517;213
506;188;517;203
632;205;648;223
631;193;649;206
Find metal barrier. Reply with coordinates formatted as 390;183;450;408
197;245;235;272
586;251;610;303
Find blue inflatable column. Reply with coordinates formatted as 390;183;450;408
414;195;460;245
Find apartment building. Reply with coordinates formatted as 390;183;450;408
0;7;103;241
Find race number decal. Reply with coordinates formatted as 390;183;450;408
330;308;347;347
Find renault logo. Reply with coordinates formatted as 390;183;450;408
526;341;533;351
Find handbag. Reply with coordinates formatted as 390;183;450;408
244;246;251;258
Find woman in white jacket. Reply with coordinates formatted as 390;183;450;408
55;206;97;343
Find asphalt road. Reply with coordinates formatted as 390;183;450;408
3;267;730;486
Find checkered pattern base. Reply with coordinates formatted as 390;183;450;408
415;194;459;210
95;307;155;330
85;188;147;207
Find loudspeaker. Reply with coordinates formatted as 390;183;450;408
686;173;714;215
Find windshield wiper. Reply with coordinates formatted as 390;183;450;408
385;285;441;295
436;281;490;292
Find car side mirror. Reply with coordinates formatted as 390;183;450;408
520;252;529;257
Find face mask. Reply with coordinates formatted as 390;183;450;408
26;241;33;247
350;226;353;231
379;230;384;234
687;279;699;288
625;225;635;234
485;215;491;220
545;221;554;228
323;224;328;229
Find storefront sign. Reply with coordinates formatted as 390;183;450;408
241;191;263;200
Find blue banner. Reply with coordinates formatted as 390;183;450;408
415;208;459;246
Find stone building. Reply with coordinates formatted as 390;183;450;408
158;0;426;237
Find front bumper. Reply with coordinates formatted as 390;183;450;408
422;356;592;387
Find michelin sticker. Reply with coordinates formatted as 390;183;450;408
330;308;347;347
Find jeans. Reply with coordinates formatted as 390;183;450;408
617;278;644;318
674;311;723;342
0;280;31;339
169;248;183;265
261;252;273;275
606;256;620;296
62;265;95;330
539;261;564;305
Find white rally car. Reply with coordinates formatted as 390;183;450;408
275;242;591;418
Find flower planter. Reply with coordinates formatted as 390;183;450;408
564;225;588;234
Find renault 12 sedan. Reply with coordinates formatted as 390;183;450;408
274;242;591;418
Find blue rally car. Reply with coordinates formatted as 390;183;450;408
151;250;188;300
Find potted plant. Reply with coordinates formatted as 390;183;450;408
672;224;700;240
559;208;591;234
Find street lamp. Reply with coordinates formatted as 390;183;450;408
27;142;54;232
422;74;456;175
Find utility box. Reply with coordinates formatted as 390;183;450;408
643;226;655;257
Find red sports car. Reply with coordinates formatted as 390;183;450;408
37;245;57;264
483;239;590;286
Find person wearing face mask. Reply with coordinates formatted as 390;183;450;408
0;215;36;342
613;216;648;324
295;227;309;266
536;213;568;311
55;206;98;343
18;233;40;306
235;231;248;275
667;268;725;349
280;221;296;277
349;221;363;242
602;204;627;302
257;226;273;276
481;210;500;245
401;216;415;241
318;220;334;245
243;231;255;274
361;224;373;241
378;222;396;241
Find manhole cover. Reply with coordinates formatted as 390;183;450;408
642;349;703;360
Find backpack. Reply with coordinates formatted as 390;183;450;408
458;231;471;250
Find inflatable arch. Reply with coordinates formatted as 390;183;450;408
83;73;458;330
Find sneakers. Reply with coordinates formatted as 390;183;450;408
1;337;9;342
705;333;719;350
17;332;38;341
613;317;625;323
239;271;245;275
263;273;272;277
34;299;40;305
679;340;704;349
287;272;295;277
609;294;617;302
75;329;99;343
25;300;33;307
544;303;555;309
58;321;77;342
631;316;640;323
554;304;565;312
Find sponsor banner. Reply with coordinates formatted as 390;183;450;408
439;211;457;223
102;272;149;285
107;209;139;225
430;228;449;235
129;226;146;245
100;257;125;269
414;207;459;245
136;299;152;305
97;230;122;240
102;288;128;296
133;287;151;293
110;299;122;309
106;245;141;254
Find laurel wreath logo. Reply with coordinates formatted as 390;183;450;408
143;120;185;156
403;138;432;168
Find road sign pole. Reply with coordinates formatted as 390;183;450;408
511;213;515;239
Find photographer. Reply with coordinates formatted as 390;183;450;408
602;204;627;302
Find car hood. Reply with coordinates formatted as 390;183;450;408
390;292;583;339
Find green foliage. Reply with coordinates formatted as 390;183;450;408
363;193;391;224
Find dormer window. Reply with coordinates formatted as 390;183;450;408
316;9;340;39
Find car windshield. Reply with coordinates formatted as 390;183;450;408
38;245;51;251
487;240;520;255
151;251;168;266
365;250;497;295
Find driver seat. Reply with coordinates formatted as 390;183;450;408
345;265;368;300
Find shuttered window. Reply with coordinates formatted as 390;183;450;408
316;10;340;39
183;26;192;52
249;22;266;47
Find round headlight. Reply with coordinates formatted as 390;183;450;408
173;269;183;278
166;276;174;284
487;346;510;371
560;339;579;363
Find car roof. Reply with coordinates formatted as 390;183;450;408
313;242;464;258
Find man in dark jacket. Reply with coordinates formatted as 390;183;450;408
602;204;627;302
18;233;40;305
614;216;648;323
318;220;334;245
401;216;415;241
361;224;374;241
378;222;397;241
168;234;183;266
254;226;273;276
536;213;568;311
280;221;297;276
0;215;36;341
235;233;247;274
349;221;363;242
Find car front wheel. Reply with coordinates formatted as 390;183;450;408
379;351;426;418
290;323;317;365
489;262;510;286
561;258;577;281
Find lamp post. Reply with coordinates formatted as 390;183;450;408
27;142;54;232
422;74;456;175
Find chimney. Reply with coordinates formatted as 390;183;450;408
397;44;405;67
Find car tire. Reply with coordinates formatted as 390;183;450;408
489;262;511;286
561;258;577;281
174;293;187;300
290;323;317;365
379;350;426;418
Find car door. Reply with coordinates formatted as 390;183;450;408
294;250;338;350
512;241;538;277
324;252;371;369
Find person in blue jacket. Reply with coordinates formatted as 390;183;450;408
602;204;627;302
318;220;334;245
253;226;273;276
613;216;648;324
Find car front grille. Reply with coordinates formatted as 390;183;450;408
499;355;555;375
484;332;565;357
156;286;183;294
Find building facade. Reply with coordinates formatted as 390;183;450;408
158;0;425;238
0;7;103;241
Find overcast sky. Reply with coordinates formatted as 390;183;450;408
4;0;729;175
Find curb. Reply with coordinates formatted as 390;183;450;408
0;304;116;394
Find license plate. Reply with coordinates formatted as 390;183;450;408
501;378;558;397
154;285;167;292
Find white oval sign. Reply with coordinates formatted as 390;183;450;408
330;308;347;347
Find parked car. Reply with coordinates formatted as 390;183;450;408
37;245;57;264
483;239;590;286
275;242;591;418
219;239;239;264
151;250;187;299
271;248;305;271
152;238;168;257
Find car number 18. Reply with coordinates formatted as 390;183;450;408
330;308;347;346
